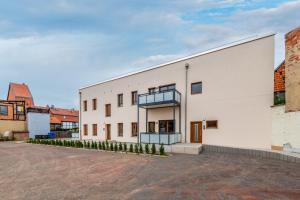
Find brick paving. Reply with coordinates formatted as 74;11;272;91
0;142;299;200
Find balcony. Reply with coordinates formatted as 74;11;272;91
140;132;181;145
138;89;181;108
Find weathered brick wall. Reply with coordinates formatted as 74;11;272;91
285;27;300;112
274;62;285;92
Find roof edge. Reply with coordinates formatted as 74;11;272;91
79;32;275;90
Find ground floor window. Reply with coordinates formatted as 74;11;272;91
83;124;88;136
148;122;155;133
206;120;218;129
118;123;123;137
0;105;8;115
92;124;97;136
159;120;174;133
132;122;138;137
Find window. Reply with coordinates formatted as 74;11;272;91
0;105;8;116
159;120;174;133
83;124;88;136
92;99;97;110
131;122;138;137
83;100;87;111
159;84;175;92
118;94;123;107
16;105;24;114
105;104;111;117
62;122;77;129
191;82;202;94
118;123;123;137
92;124;97;136
148;88;156;94
206;120;218;129
131;91;137;105
148;122;155;133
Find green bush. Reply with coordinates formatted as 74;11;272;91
110;143;114;151
124;143;127;152
134;144;139;154
98;141;102;150
139;144;143;154
102;141;106;150
95;141;98;149
84;140;86;148
105;140;109;148
151;144;156;155
145;144;150;154
159;144;165;155
87;141;90;149
119;143;123;151
129;144;133;153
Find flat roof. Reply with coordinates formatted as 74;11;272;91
79;32;275;90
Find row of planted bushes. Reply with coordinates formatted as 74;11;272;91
27;138;166;155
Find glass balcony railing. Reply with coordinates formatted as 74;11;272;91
140;132;181;145
138;89;181;107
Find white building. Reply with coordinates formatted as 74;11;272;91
79;33;274;150
27;107;50;138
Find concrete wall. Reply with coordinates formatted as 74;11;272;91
27;112;50;138
272;105;300;149
80;35;274;149
0;120;27;134
285;27;300;112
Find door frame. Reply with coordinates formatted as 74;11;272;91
190;121;202;143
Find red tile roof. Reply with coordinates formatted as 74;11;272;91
7;83;34;107
49;107;79;124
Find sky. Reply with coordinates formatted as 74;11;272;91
0;0;299;109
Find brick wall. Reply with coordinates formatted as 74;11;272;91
285;26;300;112
274;62;285;92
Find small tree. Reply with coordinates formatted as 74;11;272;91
87;141;90;149
159;144;165;155
98;141;102;150
102;141;106;150
105;140;109;148
110;143;114;151
151;144;156;155
139;144;143;154
119;143;123;151
145;144;150;154
134;144;139;154
124;143;127;152
114;143;118;152
129;144;133;153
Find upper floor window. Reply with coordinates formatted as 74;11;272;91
118;94;123;107
159;84;175;92
83;100;87;111
0;105;8;116
92;99;97;110
105;104;111;117
131;91;137;105
148;88;156;94
191;82;202;94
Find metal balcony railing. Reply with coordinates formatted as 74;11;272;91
138;89;181;108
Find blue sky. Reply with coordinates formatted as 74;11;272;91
0;0;299;108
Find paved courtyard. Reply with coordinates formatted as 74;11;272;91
0;142;299;200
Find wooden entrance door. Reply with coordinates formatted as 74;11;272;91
106;124;111;140
190;121;202;143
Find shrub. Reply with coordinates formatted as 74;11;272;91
87;141;90;149
98;141;102;150
110;143;114;151
114;143;118;152
139;144;143;154
105;140;109;148
119;143;123;151
102;141;106;150
145;144;150;154
151;144;156;155
95;141;98;149
129;144;133;153
124;143;127;152
84;140;86;148
159;144;165;155
134;144;139;154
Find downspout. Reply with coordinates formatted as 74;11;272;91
79;91;82;140
184;63;189;143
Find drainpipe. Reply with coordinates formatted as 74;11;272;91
79;91;82;140
184;63;189;143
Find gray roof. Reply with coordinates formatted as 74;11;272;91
79;32;275;90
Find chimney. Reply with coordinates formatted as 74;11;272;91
285;27;300;112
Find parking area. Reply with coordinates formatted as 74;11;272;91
0;142;299;200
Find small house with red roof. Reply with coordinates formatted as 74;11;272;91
49;106;79;131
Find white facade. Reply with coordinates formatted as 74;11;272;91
272;105;300;150
28;112;50;138
79;34;274;150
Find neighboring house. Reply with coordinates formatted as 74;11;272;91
79;33;274;150
49;106;79;131
0;100;28;140
7;83;34;107
27;106;50;138
272;26;300;152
